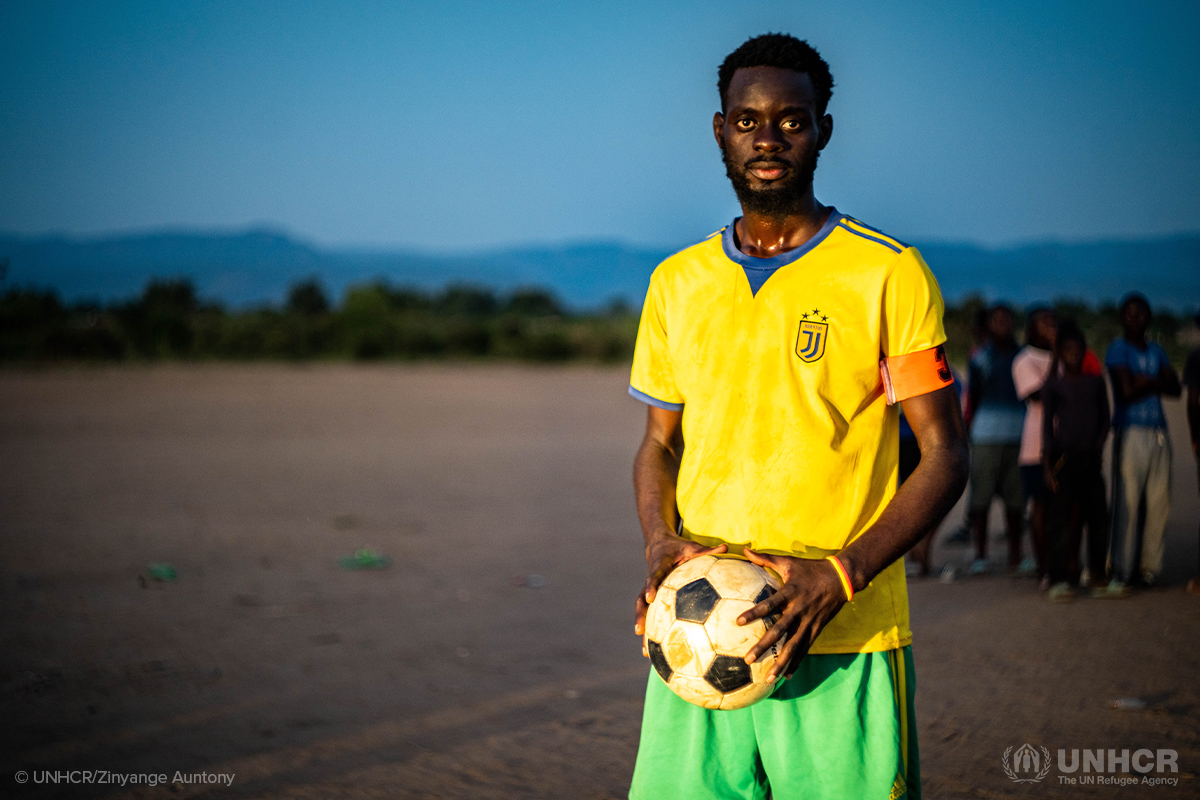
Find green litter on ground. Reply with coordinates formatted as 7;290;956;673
338;548;392;570
147;563;177;581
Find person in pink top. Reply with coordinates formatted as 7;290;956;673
1012;307;1057;587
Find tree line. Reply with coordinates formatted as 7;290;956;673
0;277;1191;365
0;279;636;362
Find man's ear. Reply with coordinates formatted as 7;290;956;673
817;114;833;150
713;112;726;150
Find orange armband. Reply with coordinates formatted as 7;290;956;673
880;344;954;405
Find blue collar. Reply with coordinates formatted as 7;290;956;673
721;210;843;296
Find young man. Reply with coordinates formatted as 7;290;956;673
1012;306;1057;585
1011;308;1105;587
1104;293;1181;596
628;34;968;800
1041;321;1110;603
1182;308;1200;596
966;304;1029;576
941;307;992;548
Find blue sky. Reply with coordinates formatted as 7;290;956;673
1;0;1197;250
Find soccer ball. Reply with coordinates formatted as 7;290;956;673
644;554;787;710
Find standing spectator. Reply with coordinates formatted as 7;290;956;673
961;306;990;429
944;307;992;546
1012;306;1057;586
1184;308;1200;596
1104;293;1182;596
1042;321;1110;602
967;304;1029;575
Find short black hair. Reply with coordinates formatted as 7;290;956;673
718;34;834;115
1024;305;1055;342
1118;291;1150;315
1057;319;1086;349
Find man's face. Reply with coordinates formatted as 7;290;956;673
1121;301;1150;338
987;308;1014;340
1061;339;1085;371
713;67;832;218
1033;311;1057;348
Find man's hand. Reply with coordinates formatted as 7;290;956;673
635;535;727;650
736;549;846;681
1043;462;1060;493
1112;365;1182;403
723;385;968;678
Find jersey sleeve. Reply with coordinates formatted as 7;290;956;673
879;247;953;404
629;271;685;410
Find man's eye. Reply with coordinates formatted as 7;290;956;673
782;120;801;131
736;119;755;129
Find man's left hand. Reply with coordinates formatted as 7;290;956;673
737;549;848;680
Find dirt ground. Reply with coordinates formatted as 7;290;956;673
1;364;1197;799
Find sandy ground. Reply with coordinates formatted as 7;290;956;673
1;364;1197;800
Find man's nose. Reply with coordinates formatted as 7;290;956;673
754;124;786;152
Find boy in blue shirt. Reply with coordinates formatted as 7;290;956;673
966;304;1029;576
1103;293;1181;596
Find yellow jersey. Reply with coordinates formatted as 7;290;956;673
629;210;950;654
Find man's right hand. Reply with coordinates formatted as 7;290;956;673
634;533;727;647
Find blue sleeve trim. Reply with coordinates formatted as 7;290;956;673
836;222;903;254
629;385;684;411
842;216;912;249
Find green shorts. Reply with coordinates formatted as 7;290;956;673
630;646;919;800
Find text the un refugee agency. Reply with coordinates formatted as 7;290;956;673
1002;744;1180;786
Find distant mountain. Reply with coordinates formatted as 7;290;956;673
0;229;670;311
328;241;668;310
918;237;1200;312
0;229;328;306
1;228;1197;312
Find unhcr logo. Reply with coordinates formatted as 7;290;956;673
1000;745;1181;787
1003;744;1052;783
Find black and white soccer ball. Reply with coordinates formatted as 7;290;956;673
644;554;787;710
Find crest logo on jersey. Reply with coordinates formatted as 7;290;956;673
796;309;829;363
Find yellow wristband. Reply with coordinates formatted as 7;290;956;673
826;555;854;602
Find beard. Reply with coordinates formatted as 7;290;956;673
722;146;819;218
